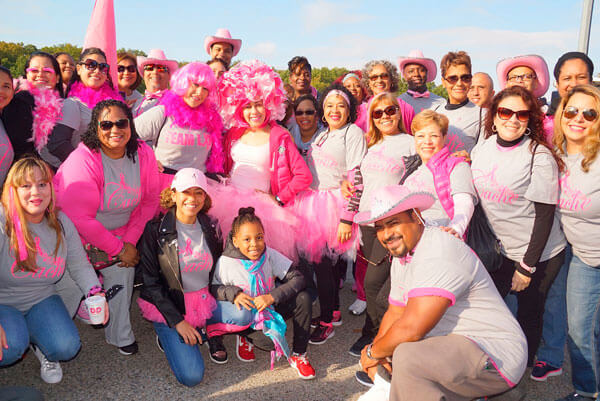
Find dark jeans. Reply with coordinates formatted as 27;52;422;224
490;250;565;365
359;226;391;338
312;255;344;323
275;289;313;354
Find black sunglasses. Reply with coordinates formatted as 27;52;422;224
563;106;599;122
296;110;316;116
117;65;137;73
372;105;398;119
444;74;472;85
79;59;110;73
98;119;129;131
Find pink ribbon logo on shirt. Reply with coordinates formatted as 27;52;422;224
10;237;66;279
105;173;141;210
472;166;518;205
178;238;213;272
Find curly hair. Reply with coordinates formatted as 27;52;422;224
485;86;564;170
81;99;140;160
361;60;399;96
554;84;600;173
318;83;358;127
159;187;212;213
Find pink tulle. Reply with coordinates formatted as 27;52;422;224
16;81;64;152
206;180;298;261
159;91;225;173
217;60;287;129
67;81;122;109
137;286;217;328
289;189;360;264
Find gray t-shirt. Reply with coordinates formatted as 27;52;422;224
213;248;291;296
388;227;527;386
433;101;485;153
471;136;566;261
359;134;415;212
307;123;367;190
0;120;14;185
399;91;446;114
95;151;141;231
404;161;476;227
126;90;143;103
134;105;212;172
132;96;160;118
557;153;600;266
176;220;214;292
0;207;99;313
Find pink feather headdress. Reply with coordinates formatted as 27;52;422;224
217;60;287;129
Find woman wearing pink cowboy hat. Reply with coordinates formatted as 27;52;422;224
398;50;446;114
132;49;179;117
204;28;242;69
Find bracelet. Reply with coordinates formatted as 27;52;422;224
366;343;379;360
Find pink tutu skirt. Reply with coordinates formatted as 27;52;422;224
137;286;217;328
206;180;299;261
288;188;360;264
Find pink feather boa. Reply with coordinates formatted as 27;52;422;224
15;80;64;152
67;81;122;109
159;90;225;173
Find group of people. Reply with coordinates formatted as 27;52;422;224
0;26;598;401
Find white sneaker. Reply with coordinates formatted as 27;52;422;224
357;372;391;401
30;344;63;384
349;299;367;315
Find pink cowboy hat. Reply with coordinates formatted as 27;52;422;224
354;185;435;225
137;49;179;76
398;50;437;82
496;55;550;98
204;28;242;57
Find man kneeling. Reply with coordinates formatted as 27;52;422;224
355;185;527;401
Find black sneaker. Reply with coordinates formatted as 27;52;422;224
530;360;562;381
355;370;374;387
207;336;228;364
554;393;596;401
119;341;138;356
349;335;373;357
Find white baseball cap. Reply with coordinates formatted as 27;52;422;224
171;168;208;192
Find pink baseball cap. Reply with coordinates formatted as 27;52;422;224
171;168;208;192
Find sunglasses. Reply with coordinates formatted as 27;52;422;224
496;107;530;122
79;59;110;73
563;106;599;122
444;74;472;85
372;105;398;119
118;65;137;73
25;67;55;75
296;110;316;116
507;73;536;83
369;73;389;81
98;119;129;131
143;64;169;73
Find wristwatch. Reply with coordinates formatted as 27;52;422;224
519;261;536;274
366;343;379;360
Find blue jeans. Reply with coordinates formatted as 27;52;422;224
154;301;252;387
566;252;600;397
0;295;80;366
536;249;570;367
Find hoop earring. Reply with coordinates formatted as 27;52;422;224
322;116;327;123
524;127;531;136
492;124;497;133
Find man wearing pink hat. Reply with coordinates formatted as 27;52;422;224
132;49;179;117
355;185;527;401
497;55;550;100
204;28;242;69
398;50;446;113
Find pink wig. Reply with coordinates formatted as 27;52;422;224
170;62;217;106
218;60;287;129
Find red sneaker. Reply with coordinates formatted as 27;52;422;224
289;353;316;380
236;335;255;362
309;322;335;345
332;310;343;326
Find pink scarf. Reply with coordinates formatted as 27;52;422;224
17;80;63;152
68;81;122;109
425;146;463;220
159;90;225;173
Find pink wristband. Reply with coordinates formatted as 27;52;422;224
519;261;535;274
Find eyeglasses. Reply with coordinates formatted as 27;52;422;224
295;110;316;116
563;106;599;122
25;67;55;75
369;73;389;81
496;107;530;122
79;59;110;73
98;119;129;131
507;73;536;83
143;64;169;73
444;74;472;85
372;105;398;119
117;65;137;73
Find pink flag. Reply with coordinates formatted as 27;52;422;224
83;0;118;88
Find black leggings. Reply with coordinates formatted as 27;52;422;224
490;250;565;366
359;226;391;338
312;255;345;323
276;290;313;354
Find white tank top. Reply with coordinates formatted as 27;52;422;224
230;141;271;192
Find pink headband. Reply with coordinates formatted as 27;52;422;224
324;89;350;107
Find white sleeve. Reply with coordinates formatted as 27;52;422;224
450;193;474;237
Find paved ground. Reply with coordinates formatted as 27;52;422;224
0;282;574;401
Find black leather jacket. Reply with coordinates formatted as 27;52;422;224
137;209;222;328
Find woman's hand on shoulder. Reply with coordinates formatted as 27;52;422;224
451;150;471;163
